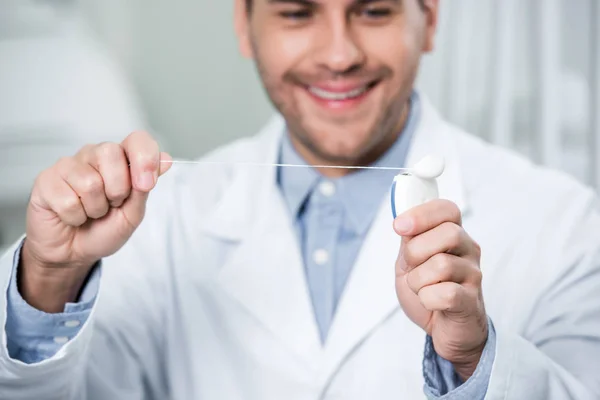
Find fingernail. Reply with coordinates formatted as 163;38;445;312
395;217;413;234
137;172;154;191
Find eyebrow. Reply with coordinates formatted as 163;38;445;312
356;0;400;4
267;0;400;6
267;0;316;5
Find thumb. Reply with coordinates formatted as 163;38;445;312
119;189;150;230
120;151;171;229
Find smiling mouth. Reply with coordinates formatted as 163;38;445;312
306;80;381;102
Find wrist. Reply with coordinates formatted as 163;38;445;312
450;336;488;381
19;242;96;313
452;356;482;381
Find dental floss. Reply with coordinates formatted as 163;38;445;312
160;159;413;172
411;155;445;180
158;155;445;219
390;155;444;218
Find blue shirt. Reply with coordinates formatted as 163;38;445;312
277;97;416;342
5;92;495;398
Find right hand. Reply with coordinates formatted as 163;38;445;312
20;131;172;311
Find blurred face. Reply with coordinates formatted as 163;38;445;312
235;0;438;169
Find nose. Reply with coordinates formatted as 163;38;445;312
315;19;366;74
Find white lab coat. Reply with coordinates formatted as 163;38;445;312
1;95;600;400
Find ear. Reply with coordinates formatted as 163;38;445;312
234;0;254;58
421;0;439;52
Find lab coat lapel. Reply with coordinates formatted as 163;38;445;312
203;116;323;366
322;95;471;374
201;94;470;374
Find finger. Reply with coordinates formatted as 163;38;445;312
393;199;462;237
56;157;110;220
89;143;132;208
121;131;161;192
37;168;87;226
118;188;149;230
402;222;476;269
417;281;469;313
405;253;481;295
117;152;171;228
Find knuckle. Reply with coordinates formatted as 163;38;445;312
103;170;132;198
433;253;454;277
81;174;104;195
57;195;81;215
78;143;95;155
471;266;483;285
446;223;463;247
441;199;462;223
442;286;461;309
35;169;52;187
97;142;123;160
109;185;131;202
451;207;462;225
75;144;95;162
56;156;75;171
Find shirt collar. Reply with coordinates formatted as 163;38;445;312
278;91;421;234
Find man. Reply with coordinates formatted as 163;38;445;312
1;0;599;399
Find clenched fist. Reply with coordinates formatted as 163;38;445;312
393;199;488;381
20;131;172;313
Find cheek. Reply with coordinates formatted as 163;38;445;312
361;27;421;85
252;38;308;113
256;29;314;80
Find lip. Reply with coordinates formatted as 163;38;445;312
309;79;378;93
303;79;381;111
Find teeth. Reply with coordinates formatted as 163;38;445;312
309;85;368;101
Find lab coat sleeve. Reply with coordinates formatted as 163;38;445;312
484;196;600;400
0;180;175;400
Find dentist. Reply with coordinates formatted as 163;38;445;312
1;1;600;399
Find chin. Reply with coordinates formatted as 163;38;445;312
306;136;374;164
308;125;377;160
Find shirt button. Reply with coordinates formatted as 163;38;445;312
64;320;81;328
318;181;336;197
53;336;69;345
313;249;330;265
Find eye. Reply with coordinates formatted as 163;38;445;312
358;7;392;18
279;8;313;20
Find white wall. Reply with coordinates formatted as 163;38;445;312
0;1;150;249
417;0;596;185
83;0;274;159
1;0;597;250
83;0;599;186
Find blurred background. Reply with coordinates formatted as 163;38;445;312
1;0;599;252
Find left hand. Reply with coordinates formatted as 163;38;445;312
393;199;488;381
